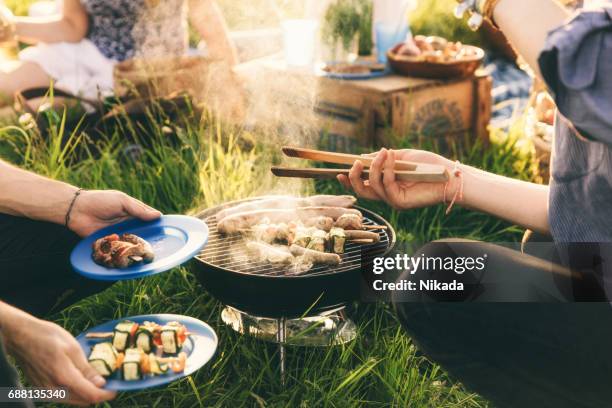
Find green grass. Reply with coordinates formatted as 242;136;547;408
0;96;535;407
0;2;537;406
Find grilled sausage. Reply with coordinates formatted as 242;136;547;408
344;230;380;243
215;195;357;220
289;245;341;266
217;207;362;235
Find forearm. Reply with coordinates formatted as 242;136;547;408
0;301;35;333
190;0;238;65
458;163;550;233
14;15;86;44
492;0;569;78
0;160;77;225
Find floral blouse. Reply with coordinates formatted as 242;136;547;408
80;0;189;61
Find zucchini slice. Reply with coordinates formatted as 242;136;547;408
160;322;186;354
135;323;156;353
330;228;346;254
306;229;327;253
122;348;143;381
113;320;138;352
88;342;117;377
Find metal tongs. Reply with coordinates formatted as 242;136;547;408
271;146;449;183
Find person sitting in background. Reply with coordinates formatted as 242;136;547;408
0;0;238;100
0;159;161;406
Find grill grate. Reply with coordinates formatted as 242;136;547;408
195;213;391;278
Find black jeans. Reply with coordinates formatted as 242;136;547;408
0;214;112;406
393;238;612;408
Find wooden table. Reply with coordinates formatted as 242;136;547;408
236;56;492;152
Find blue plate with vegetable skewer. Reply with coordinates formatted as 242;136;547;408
76;314;218;391
71;215;209;281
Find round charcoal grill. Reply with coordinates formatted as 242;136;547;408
192;197;396;319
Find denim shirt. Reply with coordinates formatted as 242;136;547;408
538;7;612;242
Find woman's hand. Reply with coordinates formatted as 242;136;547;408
68;190;162;237
337;148;459;210
2;309;116;406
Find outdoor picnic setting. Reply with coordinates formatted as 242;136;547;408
0;0;610;407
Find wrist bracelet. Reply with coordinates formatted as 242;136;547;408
443;161;464;215
65;188;84;228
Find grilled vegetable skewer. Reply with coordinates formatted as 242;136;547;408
87;321;190;381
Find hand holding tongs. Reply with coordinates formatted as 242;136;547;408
271;146;449;183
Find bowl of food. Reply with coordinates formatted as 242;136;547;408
387;35;484;79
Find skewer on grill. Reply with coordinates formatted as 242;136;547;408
85;331;193;339
349;239;377;244
363;225;388;230
238;227;378;244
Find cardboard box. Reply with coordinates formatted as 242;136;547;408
316;72;492;152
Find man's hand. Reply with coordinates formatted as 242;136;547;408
68;190;162;237
337;148;459;210
2;309;116;406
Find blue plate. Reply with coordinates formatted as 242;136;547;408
317;62;390;80
76;314;218;391
71;215;209;281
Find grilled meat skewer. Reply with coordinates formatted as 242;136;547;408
215;195;357;220
334;213;387;231
217;207;362;235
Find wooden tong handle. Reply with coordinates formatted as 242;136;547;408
271;167;448;183
282;146;448;180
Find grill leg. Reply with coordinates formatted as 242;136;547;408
276;317;287;385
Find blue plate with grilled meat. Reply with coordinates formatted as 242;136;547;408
76;314;218;391
71;215;209;281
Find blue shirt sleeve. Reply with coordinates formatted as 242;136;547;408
538;8;612;146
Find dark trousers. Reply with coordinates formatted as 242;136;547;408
0;214;112;404
393;238;612;408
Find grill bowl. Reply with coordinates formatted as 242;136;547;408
192;197;396;318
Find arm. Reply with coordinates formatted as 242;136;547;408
491;0;570;79
0;302;116;405
188;0;238;65
0;160;161;237
456;161;550;233
338;149;550;234
13;0;88;44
